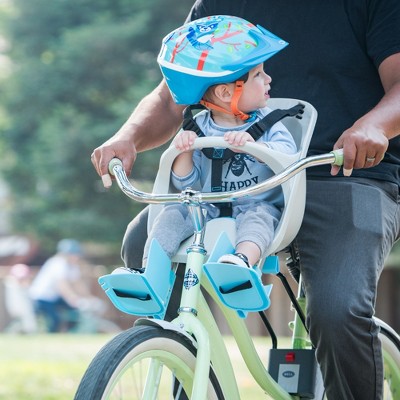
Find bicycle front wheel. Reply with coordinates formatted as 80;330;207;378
74;324;224;400
379;320;400;399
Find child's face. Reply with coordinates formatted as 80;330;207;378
236;64;272;113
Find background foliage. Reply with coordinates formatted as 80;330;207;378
0;0;193;257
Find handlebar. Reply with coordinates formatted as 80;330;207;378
108;137;344;206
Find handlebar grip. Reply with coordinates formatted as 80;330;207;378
331;149;344;166
108;158;123;176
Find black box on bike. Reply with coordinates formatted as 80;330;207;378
268;348;318;398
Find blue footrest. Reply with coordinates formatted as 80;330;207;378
98;239;175;319
203;232;272;318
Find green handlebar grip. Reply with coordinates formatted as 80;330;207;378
108;158;123;176
331;149;344;166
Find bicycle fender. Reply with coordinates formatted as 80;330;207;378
135;317;198;348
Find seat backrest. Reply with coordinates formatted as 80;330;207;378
148;98;317;262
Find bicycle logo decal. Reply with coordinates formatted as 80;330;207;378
184;268;199;290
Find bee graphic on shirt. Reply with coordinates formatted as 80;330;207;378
224;154;255;177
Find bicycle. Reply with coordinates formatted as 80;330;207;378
75;99;400;399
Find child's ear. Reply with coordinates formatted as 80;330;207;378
213;84;234;103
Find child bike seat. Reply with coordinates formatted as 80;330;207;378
100;99;318;318
148;98;317;261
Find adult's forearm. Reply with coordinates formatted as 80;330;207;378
117;80;185;152
372;53;400;140
362;82;400;140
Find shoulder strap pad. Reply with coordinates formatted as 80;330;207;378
247;103;305;141
182;104;208;137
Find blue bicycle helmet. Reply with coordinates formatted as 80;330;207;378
157;15;288;105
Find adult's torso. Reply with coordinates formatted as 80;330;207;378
187;0;400;183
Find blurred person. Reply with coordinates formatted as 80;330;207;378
29;239;96;333
3;263;37;334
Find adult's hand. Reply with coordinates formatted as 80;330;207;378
331;52;400;176
91;136;137;188
90;80;185;188
330;123;388;176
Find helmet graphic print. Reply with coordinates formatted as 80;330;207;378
157;15;288;105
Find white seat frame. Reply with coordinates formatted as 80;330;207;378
148;98;317;263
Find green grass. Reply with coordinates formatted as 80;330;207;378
0;334;112;400
0;333;287;399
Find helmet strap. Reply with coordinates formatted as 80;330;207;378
230;80;251;121
200;99;232;116
200;80;251;121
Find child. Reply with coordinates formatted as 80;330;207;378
123;15;296;270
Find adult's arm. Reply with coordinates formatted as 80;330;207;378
91;80;185;187
331;52;400;176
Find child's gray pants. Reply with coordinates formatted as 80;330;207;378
142;201;281;263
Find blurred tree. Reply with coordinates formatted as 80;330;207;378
0;0;193;256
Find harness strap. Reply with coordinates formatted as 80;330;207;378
182;103;208;136
182;105;235;192
213;202;233;217
246;103;305;141
182;103;304;144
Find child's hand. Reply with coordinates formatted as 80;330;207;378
173;130;197;152
224;131;255;149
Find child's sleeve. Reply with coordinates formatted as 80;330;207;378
263;121;297;154
170;150;202;190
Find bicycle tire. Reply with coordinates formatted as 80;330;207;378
74;324;225;400
379;320;400;399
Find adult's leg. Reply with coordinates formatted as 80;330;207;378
55;298;80;332
295;178;400;400
121;206;149;268
35;299;60;333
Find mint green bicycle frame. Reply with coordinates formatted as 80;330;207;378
107;147;400;399
167;212;308;400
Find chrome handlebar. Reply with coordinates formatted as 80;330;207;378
108;137;344;206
